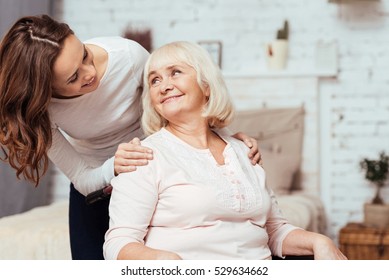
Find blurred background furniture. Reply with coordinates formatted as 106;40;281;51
339;222;389;260
0;161;52;218
0;200;70;260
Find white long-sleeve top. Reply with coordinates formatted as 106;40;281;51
104;128;298;260
48;37;149;196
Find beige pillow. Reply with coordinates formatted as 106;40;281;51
261;149;299;195
228;107;304;193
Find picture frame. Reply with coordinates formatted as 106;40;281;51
198;40;222;68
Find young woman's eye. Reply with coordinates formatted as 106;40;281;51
83;47;88;60
69;73;78;84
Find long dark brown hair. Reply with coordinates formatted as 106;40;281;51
0;15;74;186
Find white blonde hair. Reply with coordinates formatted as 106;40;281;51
141;41;234;135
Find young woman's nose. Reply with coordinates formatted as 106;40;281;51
81;64;96;83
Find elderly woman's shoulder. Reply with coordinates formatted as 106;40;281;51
141;130;165;148
225;135;251;153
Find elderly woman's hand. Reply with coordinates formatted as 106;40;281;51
312;236;348;260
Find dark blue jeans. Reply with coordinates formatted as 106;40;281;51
69;184;110;260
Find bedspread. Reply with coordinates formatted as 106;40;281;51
0;200;71;260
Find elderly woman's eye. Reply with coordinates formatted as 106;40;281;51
150;77;160;86
172;69;181;75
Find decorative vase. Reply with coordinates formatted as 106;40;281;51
266;39;288;70
363;203;389;228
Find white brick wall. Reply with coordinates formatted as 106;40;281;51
51;0;389;242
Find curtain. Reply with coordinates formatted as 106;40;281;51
0;0;53;217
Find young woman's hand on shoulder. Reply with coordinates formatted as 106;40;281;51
114;137;154;175
232;132;262;165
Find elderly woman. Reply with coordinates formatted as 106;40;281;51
103;41;347;260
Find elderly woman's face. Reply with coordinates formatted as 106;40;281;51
147;60;208;122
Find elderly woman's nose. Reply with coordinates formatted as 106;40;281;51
160;80;173;93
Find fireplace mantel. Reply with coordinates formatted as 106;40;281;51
223;68;337;79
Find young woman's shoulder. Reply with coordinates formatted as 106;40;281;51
83;36;135;52
85;37;149;77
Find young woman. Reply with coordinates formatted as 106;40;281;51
0;15;260;259
103;41;347;260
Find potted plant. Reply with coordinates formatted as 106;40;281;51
360;151;389;228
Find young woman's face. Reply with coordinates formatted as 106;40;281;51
52;35;99;98
147;59;209;123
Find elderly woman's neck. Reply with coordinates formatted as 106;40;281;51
166;123;221;150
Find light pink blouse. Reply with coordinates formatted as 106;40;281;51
103;128;298;260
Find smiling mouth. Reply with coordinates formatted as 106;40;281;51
161;94;184;103
82;77;95;87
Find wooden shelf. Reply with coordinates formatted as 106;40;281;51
223;68;338;79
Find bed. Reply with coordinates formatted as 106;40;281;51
0;107;327;260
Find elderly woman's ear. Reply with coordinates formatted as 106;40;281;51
204;85;210;99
